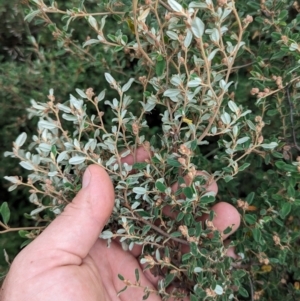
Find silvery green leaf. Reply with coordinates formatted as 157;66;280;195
62;114;77;121
52;207;61;215
219;79;226;90
197;140;209;145
168;0;183;12
187;77;202;87
29;193;38;204
221;8;232;22
220;112;231;125
100;15;107;30
105;73;116;85
187;86;201;102
232;125;238;137
138;8;150;22
83;39;100;48
31;101;47;110
19;161;35;170
289;43;298;51
214;284;223;295
210;28;220;42
225;81;234;91
155;248;161;261
201;114;210;121
15;132;27;148
57;104;72;113
4;151;15;157
4;176;19;184
106;156;116;166
48;171;58;177
97;90;105;102
191;17;205;38
8;184;18;192
97;35;105;42
57;151;68;163
113;98;119;108
260;142;278;149
24;10;40;23
25;152;31;160
69;156;86;165
76;88;87;99
170;74;183;86
208;48;219;61
166;30;179;40
70;94;83;110
100;230;113;239
39;143;52;152
121;109;127;119
226;41;234;53
140;101;155;112
84;139;97;152
194;267;203;273
184;29;193;48
228;100;239;113
217;7;223;19
88;15;98;30
240;109;252;117
246;119;256;131
73;138;81;149
163;89;181;98
121;149;131;158
237;136;250;144
38;120;58;130
189;1;207;8
131;201;140;210
133;187;147;194
122;78;135;92
123;94;133;107
201;190;216;198
30;207;45;216
211;126;217;134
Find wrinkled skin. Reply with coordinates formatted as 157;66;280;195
1;149;240;301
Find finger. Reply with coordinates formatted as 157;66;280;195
162;170;218;219
200;202;241;240
25;164;115;261
90;240;161;301
121;145;151;165
225;242;240;260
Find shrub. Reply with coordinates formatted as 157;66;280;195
2;0;300;300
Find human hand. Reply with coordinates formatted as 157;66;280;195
1;150;240;301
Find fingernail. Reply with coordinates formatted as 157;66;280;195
82;167;91;188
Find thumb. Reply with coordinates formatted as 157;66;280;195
29;164;115;259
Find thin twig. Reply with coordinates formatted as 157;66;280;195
0;222;46;234
248;274;254;301
132;0;155;66
124;214;190;247
286;84;300;151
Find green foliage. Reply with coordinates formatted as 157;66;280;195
2;0;300;299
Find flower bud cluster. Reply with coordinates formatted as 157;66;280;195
250;87;272;99
258;252;269;265
272;75;283;89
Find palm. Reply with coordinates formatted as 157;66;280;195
2;160;240;301
7;239;158;301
